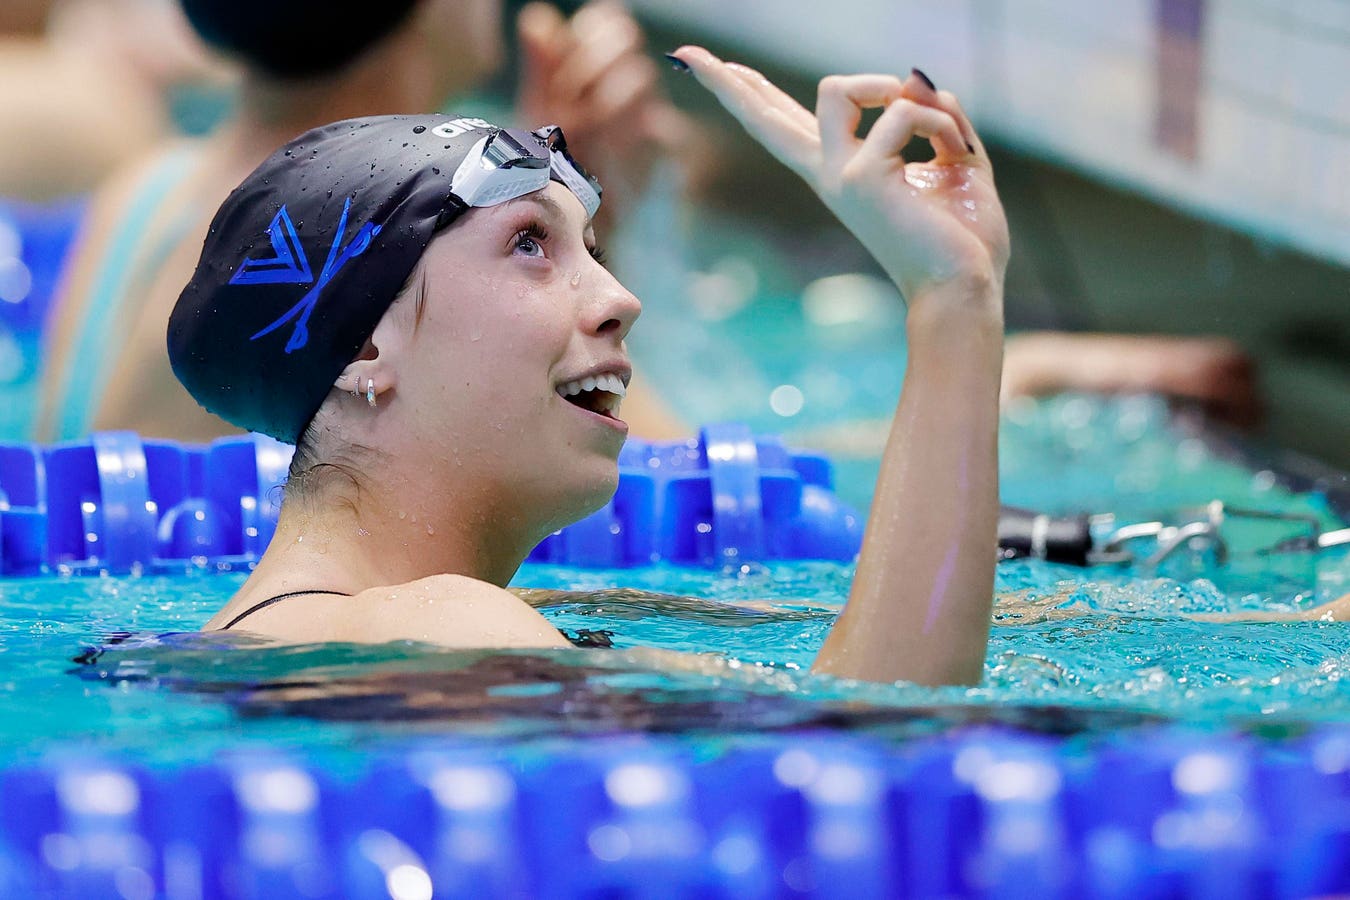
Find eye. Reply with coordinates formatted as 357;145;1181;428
512;223;549;259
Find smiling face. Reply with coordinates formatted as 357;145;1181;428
387;181;640;535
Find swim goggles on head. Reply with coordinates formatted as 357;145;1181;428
448;125;602;219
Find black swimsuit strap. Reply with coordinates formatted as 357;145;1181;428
219;589;352;631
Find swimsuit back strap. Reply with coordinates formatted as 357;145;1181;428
219;589;351;631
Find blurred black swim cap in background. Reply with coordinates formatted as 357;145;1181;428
180;0;420;79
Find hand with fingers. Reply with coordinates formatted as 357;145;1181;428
517;1;696;221
668;47;1008;309
670;47;1008;686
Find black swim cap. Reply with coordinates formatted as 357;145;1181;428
180;0;420;79
170;114;543;443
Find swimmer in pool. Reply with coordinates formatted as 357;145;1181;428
169;50;1009;687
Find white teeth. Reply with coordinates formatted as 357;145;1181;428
555;372;628;399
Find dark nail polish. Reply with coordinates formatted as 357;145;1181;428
911;67;936;91
665;53;690;73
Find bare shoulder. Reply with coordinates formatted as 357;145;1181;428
215;575;573;650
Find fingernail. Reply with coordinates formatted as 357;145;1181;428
911;67;936;91
665;52;690;73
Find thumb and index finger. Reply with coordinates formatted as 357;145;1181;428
898;69;991;168
667;46;988;177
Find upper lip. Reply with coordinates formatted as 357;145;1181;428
556;360;632;390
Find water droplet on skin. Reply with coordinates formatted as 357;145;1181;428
904;169;939;190
398;510;407;519
571;271;581;287
426;524;435;536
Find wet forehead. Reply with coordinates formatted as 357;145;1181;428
500;183;594;235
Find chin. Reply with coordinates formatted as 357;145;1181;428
535;461;620;535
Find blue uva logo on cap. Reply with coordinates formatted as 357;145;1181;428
232;198;382;353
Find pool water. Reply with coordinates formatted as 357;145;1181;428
3;193;1349;763
2;395;1349;769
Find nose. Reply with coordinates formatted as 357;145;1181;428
583;267;641;342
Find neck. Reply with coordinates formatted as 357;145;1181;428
255;468;542;593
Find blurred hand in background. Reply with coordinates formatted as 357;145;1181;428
516;0;700;224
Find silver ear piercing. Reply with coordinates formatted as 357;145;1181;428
365;377;377;408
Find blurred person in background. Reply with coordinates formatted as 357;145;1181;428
0;0;224;201
36;0;689;442
1001;331;1261;429
28;0;1261;449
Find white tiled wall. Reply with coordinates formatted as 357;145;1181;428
634;0;1350;267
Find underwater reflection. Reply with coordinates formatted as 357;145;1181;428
72;627;1160;740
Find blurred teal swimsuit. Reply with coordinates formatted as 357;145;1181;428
48;146;201;439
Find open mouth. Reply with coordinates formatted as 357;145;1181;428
556;373;626;420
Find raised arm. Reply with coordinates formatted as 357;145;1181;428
671;48;1009;685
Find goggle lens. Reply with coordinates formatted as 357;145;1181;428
447;124;601;220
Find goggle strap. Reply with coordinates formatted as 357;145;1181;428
550;155;602;220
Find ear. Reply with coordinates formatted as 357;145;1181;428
334;309;406;402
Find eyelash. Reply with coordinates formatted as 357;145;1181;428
510;221;607;266
512;222;549;257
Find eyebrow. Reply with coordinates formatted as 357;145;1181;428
502;193;593;231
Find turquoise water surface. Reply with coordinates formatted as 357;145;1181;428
4;193;1350;764
3;395;1349;769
